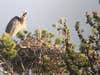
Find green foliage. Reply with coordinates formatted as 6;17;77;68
52;24;57;28
0;10;100;75
80;42;87;53
64;51;89;74
75;10;100;75
48;32;55;39
55;36;62;44
16;30;28;39
34;27;41;39
0;33;17;60
41;29;48;38
43;55;50;62
17;31;25;39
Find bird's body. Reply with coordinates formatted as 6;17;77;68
5;10;27;37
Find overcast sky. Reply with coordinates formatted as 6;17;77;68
0;0;99;48
0;0;99;32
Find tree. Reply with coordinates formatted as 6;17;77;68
0;10;100;75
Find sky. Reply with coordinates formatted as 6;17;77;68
0;0;100;49
0;0;99;32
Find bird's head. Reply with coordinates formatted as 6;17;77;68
22;9;28;19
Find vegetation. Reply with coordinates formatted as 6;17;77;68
0;10;100;75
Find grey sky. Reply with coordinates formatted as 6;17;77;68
0;0;99;48
0;0;99;33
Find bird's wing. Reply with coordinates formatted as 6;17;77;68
5;16;21;36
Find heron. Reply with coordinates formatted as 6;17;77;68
5;10;28;37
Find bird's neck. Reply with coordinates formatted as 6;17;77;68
21;16;27;24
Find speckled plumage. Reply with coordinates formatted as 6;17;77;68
5;10;27;37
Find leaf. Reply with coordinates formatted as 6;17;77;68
55;37;62;44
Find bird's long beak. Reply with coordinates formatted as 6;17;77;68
23;12;27;16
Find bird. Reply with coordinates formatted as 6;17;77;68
5;10;28;37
